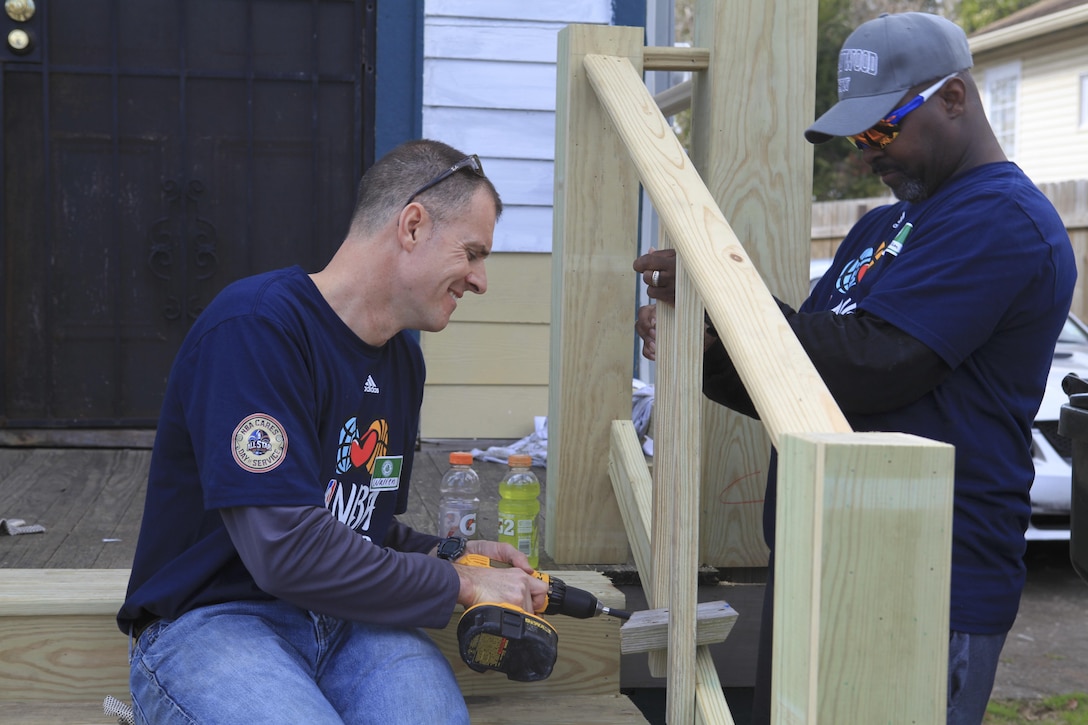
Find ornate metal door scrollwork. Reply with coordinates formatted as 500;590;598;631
147;178;220;322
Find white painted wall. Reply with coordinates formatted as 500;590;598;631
422;0;613;253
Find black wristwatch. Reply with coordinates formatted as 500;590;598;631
436;535;467;561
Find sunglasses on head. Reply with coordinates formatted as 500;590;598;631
404;154;485;207
850;73;958;151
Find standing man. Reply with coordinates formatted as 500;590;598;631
634;13;1076;725
119;139;548;725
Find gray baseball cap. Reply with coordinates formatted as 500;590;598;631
805;12;973;144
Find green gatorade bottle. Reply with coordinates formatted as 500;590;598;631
496;454;541;568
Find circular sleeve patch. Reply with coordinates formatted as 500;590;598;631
232;414;288;473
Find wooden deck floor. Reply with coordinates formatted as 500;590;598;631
0;438;763;699
0;439;597;572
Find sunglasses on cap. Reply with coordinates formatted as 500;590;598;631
404;154;485;207
850;73;958;151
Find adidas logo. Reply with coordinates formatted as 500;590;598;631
364;375;380;394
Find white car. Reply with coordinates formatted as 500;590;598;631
810;259;1075;541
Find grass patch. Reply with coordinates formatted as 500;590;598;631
985;693;1088;724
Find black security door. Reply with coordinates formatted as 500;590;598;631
1;0;375;429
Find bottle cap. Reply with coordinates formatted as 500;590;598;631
508;454;532;467
449;451;474;465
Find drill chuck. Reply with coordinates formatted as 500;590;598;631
543;575;631;620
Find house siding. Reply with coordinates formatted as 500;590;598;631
972;22;1088;183
418;0;623;438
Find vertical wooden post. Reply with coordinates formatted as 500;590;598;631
774;432;953;723
648;237;702;721
690;0;817;568
548;25;644;563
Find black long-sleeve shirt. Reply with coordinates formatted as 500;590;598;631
702;299;951;418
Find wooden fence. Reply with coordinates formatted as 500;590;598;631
812;180;1088;319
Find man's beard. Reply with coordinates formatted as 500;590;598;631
890;175;929;203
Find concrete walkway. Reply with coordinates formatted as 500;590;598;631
992;541;1088;699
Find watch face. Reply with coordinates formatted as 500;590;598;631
438;536;465;560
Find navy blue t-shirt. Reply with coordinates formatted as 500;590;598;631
119;266;428;630
781;162;1075;633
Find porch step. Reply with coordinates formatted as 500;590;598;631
0;569;639;719
0;694;649;724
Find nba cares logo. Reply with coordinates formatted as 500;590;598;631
336;417;389;475
232;414;288;473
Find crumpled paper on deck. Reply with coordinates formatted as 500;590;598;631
0;517;46;535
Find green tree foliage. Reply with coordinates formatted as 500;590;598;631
954;0;1038;34
811;0;887;200
672;0;1039;200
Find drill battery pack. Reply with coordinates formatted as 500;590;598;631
456;602;559;682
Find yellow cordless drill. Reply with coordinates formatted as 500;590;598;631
454;553;630;682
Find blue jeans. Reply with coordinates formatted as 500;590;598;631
947;630;1007;725
129;600;469;725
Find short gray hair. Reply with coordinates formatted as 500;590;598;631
350;139;502;235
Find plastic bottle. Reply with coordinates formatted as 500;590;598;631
496;454;541;568
438;451;480;539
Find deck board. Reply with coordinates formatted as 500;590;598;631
0;695;650;724
0;450;150;569
0;441;587;571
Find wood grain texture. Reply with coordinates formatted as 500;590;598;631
647;238;702;717
695;645;736;725
464;694;650;724
0;570;624;702
642;46;710;72
0;695;651;725
547;24;644;564
0;613;128;702
607;420;654;585
773;432;954;724
620;600;738;654
689;0;818;570
0;451;148;570
581;52;848;447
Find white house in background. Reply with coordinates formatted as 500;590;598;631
416;1;666;438
969;0;1088;183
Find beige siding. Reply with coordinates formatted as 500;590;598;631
421;252;552;438
974;32;1088;184
418;0;616;438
